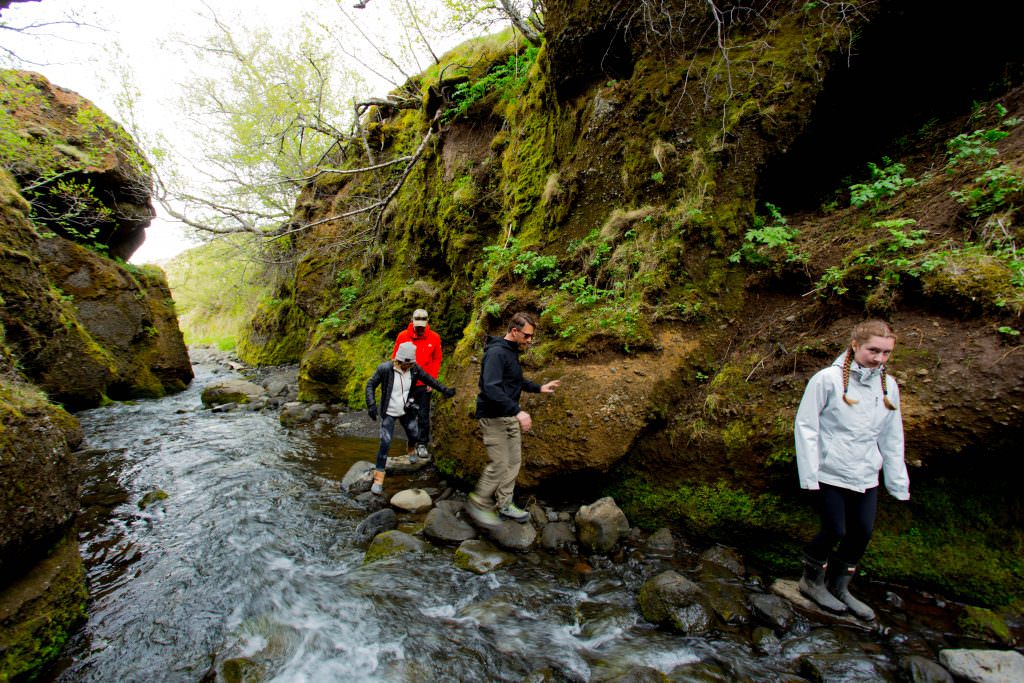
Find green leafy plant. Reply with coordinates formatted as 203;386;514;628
444;46;539;122
729;203;804;266
849;157;916;209
951;164;1024;218
998;326;1020;337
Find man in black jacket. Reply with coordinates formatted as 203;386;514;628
365;341;455;495
468;312;560;526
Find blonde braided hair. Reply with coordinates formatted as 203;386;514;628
840;320;897;410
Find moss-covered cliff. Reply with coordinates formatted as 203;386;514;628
243;1;1023;604
0;72;193;679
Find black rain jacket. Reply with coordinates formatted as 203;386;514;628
474;336;540;419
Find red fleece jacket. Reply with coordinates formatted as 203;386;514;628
392;323;442;385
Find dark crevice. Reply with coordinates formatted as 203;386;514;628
758;1;1024;213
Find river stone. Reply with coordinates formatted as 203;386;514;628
637;570;713;635
697;545;745;576
435;499;464;516
799;653;894;682
938;649;1024;683
454;539;516;574
641;527;676;557
389;488;432;513
341;461;375;493
353;508;398;546
749;592;796;633
591;665;666;682
386;452;430;474
363;530;427;564
575;496;630;554
541;521;576;551
279;401;329;426
423;506;476;544
201;379;265;407
753;626;782;655
137;489;168;510
667;661;732;681
527;502;547;527
701;577;750;625
901;655;953;683
770;578;871;630
487;519;537;551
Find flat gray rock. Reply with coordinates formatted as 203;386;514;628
939;649;1024;683
770;578;872;630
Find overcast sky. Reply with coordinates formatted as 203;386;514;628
1;0;472;263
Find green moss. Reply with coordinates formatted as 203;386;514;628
0;534;88;682
298;330;390;407
956;605;1013;645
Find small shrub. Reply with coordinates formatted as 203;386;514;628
729;203;804;266
849;157;916;209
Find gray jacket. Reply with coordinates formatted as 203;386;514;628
794;354;909;499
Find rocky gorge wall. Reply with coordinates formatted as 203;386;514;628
0;70;192;679
242;1;1023;606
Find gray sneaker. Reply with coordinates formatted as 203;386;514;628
415;444;429;461
371;481;383;495
466;493;501;528
498;502;530;523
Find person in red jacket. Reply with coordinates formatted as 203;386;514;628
391;308;443;462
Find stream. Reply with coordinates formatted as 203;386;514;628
45;359;966;682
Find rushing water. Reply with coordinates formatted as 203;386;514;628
46;361;952;682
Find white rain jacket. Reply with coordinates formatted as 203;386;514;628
794;354;910;499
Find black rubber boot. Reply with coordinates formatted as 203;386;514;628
798;554;848;613
828;562;875;621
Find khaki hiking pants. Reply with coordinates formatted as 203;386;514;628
475;416;522;509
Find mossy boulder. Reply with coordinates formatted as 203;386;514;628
0;532;88;682
362;530;428;564
1;70;154;260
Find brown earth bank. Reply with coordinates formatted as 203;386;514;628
238;1;1023;608
0;72;191;679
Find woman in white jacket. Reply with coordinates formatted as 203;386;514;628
794;319;910;620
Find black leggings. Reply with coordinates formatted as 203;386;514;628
804;483;878;566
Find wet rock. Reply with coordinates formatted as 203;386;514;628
363;530;427;564
487;519;537;551
389;488;432;513
435;499;464;516
637;570;713;636
137;489;168;510
574;599;635;645
666;660;732;681
697;545;745;576
201;379;265;407
900;655;953;683
454;539;516;574
641;527;676;557
701;578;750;626
799;653;894;682
221;656;266;683
279;401;327;427
591;665;665;682
753;626;781;655
528;502;547;527
938;649;1024;683
385;453;430;474
541;522;576;551
575;496;630;554
341;461;375;493
423;506;476;544
749;592;796;633
770;579;872;630
211;402;238;413
353;491;388;511
353;509;397;546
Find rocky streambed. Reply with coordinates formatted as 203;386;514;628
44;350;1023;682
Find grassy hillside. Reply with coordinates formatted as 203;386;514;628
164;236;271;351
